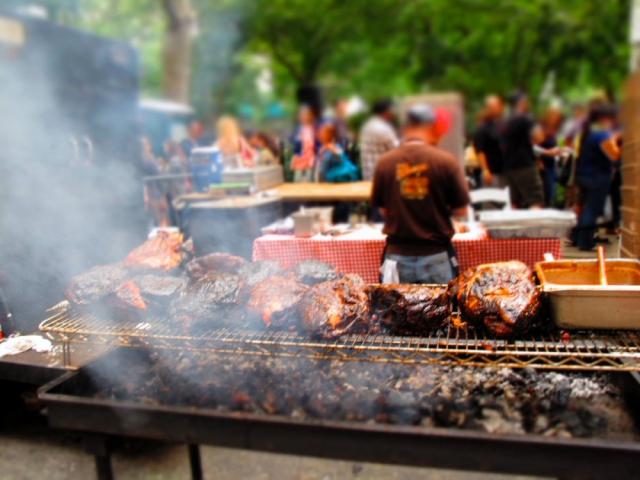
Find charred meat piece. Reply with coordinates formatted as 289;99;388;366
112;275;187;311
294;260;340;286
238;261;284;288
368;284;450;336
65;264;130;305
169;273;246;332
298;274;374;339
186;253;248;280
449;261;542;338
90;275;188;322
124;231;183;271
245;274;308;329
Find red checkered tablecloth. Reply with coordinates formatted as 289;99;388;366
253;233;562;283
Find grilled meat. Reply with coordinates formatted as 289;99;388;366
449;261;542;338
294;260;340;286
186;253;248;280
124;231;183;271
368;284;450;336
112;275;187;311
65;264;130;305
238;261;284;288
245;274;308;329
298;274;374;339
169;273;248;332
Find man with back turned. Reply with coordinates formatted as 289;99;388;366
371;104;470;284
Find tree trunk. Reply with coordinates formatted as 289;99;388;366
161;0;196;104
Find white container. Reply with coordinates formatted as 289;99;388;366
223;165;284;191
479;209;576;239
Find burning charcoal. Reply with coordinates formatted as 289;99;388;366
298;275;374;339
368;284;450;336
294;260;340;286
186;253;248;280
65;263;130;305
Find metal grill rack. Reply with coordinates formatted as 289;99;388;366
40;301;640;371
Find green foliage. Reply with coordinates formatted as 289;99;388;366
20;0;632;117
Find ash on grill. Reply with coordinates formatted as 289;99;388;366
92;351;637;440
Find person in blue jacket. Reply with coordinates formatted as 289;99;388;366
575;103;621;251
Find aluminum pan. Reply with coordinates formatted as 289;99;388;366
536;259;640;329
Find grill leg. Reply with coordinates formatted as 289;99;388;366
84;435;113;480
95;452;114;480
63;341;71;367
188;444;203;480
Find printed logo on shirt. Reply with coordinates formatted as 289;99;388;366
396;163;429;200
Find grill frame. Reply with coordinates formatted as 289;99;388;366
37;347;640;480
40;301;640;371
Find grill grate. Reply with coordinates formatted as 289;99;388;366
40;301;640;371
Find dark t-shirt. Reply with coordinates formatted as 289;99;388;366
473;120;504;174
503;115;535;171
371;141;470;256
577;130;613;177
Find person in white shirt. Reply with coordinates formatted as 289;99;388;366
359;98;399;181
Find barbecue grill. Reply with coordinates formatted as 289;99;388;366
38;347;640;480
40;301;640;371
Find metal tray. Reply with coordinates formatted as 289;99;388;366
536;259;640;330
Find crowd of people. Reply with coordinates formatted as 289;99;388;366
140;93;623;253
470;93;622;251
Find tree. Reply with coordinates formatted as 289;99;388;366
160;0;196;103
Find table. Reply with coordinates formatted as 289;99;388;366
269;181;372;202
253;229;562;283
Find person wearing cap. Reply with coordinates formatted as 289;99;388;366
359;98;399;181
502;93;545;208
371;104;470;284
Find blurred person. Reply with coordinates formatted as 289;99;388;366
473;95;505;187
502;92;544;208
315;123;358;182
360;98;399;181
215;115;256;168
140;136;169;226
561;103;588;148
535;107;565;207
291;105;319;182
249;131;279;166
371;104;470;284
333;98;352;149
574;104;621;251
180;120;206;157
163;140;184;173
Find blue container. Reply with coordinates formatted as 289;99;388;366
189;146;223;192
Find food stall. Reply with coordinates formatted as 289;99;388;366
4;230;632;479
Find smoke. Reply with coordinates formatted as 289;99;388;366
0;12;145;330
